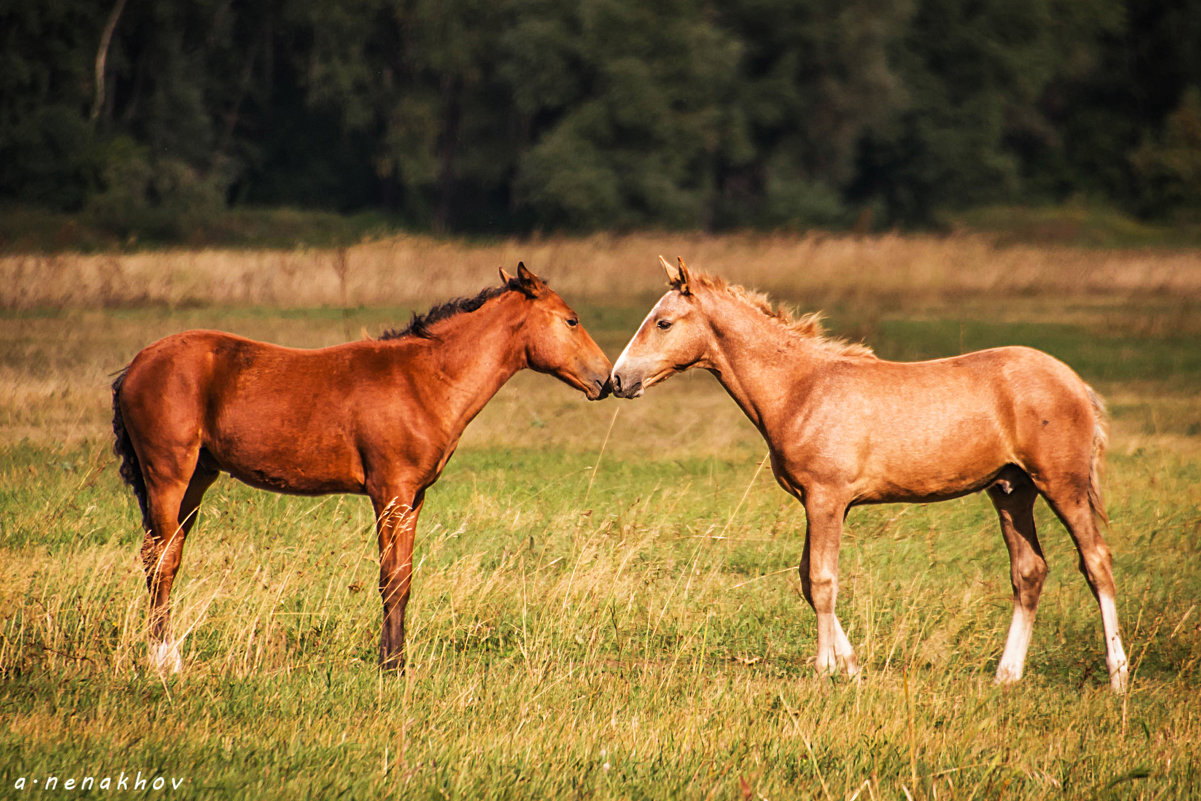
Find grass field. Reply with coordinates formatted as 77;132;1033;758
2;233;1200;799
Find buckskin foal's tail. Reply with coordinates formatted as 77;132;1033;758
112;367;149;532
1087;385;1109;527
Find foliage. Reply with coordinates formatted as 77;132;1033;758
83;138;235;241
1;0;1200;235
1131;88;1201;216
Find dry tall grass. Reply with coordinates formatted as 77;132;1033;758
4;231;1201;310
3;234;1200;799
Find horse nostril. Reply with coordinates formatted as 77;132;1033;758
611;374;623;393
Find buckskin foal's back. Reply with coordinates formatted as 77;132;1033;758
113;264;611;673
610;257;1128;692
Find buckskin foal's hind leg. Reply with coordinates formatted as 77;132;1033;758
1038;481;1129;692
987;470;1047;684
370;481;426;671
800;489;859;678
142;464;219;672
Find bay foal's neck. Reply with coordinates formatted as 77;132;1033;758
699;293;831;435
412;291;528;438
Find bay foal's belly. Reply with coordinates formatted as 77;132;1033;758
204;408;368;495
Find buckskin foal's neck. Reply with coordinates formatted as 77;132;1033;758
692;290;871;438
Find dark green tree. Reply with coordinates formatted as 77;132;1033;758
2;0;1200;235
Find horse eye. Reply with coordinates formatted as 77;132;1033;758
566;317;579;327
657;319;672;330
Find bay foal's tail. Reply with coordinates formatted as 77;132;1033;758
1087;385;1109;527
112;367;150;531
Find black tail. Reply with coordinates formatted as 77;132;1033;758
112;367;149;531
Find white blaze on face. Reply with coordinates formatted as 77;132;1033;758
611;294;669;396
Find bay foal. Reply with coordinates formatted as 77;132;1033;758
113;264;611;672
610;257;1128;692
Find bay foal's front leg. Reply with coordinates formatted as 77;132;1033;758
143;465;218;673
371;484;425;671
800;490;858;677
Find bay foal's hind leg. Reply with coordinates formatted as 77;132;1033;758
800;491;858;677
371;483;425;671
1039;481;1129;692
143;465;218;672
987;472;1046;685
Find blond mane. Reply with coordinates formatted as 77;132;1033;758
689;272;875;358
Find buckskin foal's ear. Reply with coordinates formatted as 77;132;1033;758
659;255;691;295
514;262;547;297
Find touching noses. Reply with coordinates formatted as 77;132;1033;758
586;353;612;400
608;367;641;399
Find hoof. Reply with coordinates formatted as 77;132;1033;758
841;653;861;679
815;654;839;679
1109;660;1129;694
151;641;182;674
815;652;860;681
379;654;406;673
994;662;1024;685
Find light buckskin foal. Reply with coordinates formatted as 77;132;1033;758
610;257;1128;692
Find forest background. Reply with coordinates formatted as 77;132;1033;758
3;0;1201;248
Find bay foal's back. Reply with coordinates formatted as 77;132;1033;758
113;265;610;672
610;258;1128;692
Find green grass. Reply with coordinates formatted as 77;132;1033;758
7;200;1201;253
0;205;400;254
2;288;1200;799
946;203;1201;249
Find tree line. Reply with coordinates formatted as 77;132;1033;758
2;0;1199;237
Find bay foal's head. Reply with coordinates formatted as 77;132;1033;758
610;257;708;398
506;263;612;400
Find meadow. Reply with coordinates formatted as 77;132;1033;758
1;232;1199;799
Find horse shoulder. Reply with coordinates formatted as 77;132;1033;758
347;342;457;482
765;359;877;492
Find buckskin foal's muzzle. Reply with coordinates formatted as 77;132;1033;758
608;371;642;399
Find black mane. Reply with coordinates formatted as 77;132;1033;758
379;278;524;341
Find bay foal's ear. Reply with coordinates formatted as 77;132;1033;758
659;255;691;295
514;262;546;297
499;266;515;285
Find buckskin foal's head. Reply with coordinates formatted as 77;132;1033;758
610;256;870;398
608;257;706;398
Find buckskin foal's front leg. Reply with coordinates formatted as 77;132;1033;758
370;480;426;671
799;487;859;677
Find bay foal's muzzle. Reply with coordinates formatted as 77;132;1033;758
563;343;612;400
576;353;613;400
